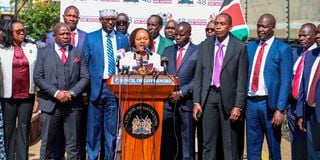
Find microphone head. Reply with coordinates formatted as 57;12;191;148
161;57;168;63
130;47;137;53
144;46;153;55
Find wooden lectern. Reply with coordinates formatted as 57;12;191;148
106;75;179;160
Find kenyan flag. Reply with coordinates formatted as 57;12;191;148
219;0;249;42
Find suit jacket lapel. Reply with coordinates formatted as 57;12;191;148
176;43;194;74
221;36;236;71
207;37;215;72
68;45;75;76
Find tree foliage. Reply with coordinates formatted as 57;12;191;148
19;2;60;41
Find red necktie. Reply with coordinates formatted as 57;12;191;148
71;32;76;47
292;51;307;99
60;47;67;64
307;61;320;106
176;47;184;69
251;42;266;92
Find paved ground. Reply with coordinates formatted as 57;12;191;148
28;137;291;160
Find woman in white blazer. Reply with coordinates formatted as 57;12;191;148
0;19;37;160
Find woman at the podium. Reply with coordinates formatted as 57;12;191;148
119;28;162;74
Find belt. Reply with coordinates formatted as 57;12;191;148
248;95;268;100
209;85;220;91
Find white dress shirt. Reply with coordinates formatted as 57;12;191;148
248;36;275;96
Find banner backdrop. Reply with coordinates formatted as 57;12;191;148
61;0;224;44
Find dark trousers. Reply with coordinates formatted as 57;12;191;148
161;103;195;160
202;88;242;160
2;97;33;160
246;98;281;160
86;99;118;160
40;105;82;160
305;106;320;159
287;100;307;160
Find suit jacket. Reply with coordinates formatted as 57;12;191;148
193;34;248;114
0;42;37;98
247;38;292;110
82;29;129;101
297;47;320;123
33;44;89;113
45;29;87;48
156;35;174;56
162;43;198;111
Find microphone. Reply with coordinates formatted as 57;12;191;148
130;47;137;53
196;111;202;120
121;65;130;75
161;57;168;75
144;46;153;55
116;55;121;74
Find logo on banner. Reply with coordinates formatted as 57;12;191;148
159;12;173;25
123;103;159;139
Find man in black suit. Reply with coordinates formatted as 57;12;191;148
193;13;248;160
161;22;198;160
34;22;89;159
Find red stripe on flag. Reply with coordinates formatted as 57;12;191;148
221;3;245;26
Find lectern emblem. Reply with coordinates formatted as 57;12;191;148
123;103;159;139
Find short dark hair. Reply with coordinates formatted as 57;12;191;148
217;13;232;26
129;28;154;50
64;5;80;16
149;14;163;26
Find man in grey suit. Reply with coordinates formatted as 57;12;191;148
193;13;248;160
34;23;89;159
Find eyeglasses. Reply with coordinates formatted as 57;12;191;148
116;20;128;26
165;27;176;30
13;29;25;35
205;28;215;32
64;14;80;19
102;17;116;22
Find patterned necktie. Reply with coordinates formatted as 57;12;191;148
60;47;67;64
107;34;115;76
212;43;224;87
71;32;76;47
176;47;184;69
251;42;266;92
292;50;308;99
307;61;320;106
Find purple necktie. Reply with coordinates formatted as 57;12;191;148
212;43;224;87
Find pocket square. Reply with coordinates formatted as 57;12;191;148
74;57;80;63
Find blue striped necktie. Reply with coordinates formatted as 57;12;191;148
107;34;115;76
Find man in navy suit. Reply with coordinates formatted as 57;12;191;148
246;13;292;160
193;13;248;159
288;23;317;160
161;22;198;160
34;22;89;159
297;47;320;159
82;9;129;160
46;5;86;48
